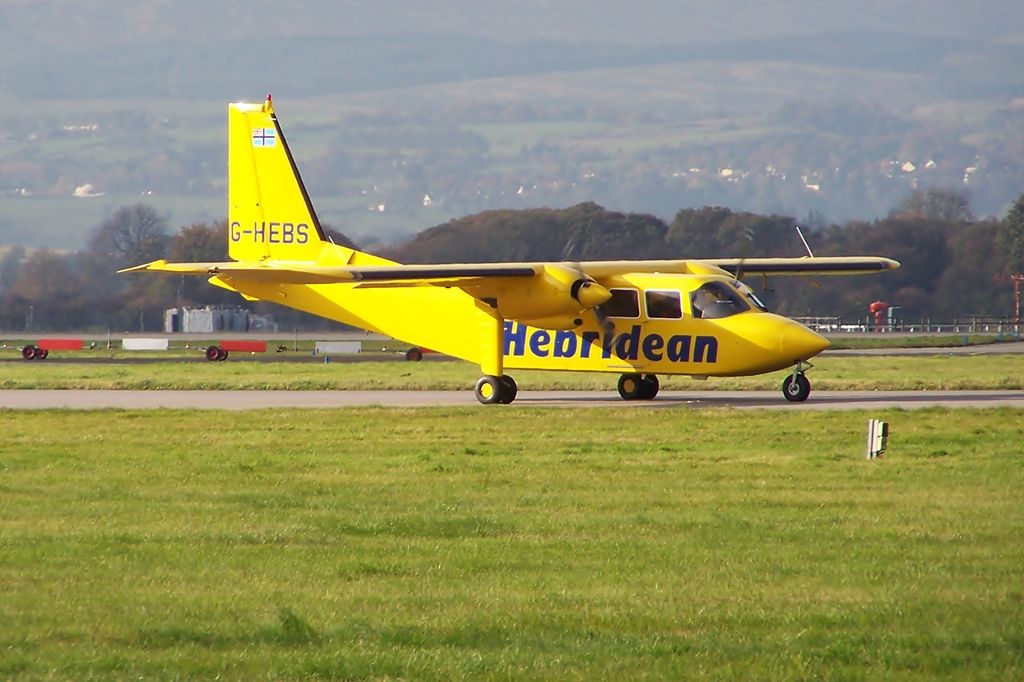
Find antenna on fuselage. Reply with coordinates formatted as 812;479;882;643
795;225;814;257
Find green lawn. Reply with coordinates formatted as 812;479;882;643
1;408;1021;679
1;353;1023;391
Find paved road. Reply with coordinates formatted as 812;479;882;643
1;389;1022;410
827;341;1024;356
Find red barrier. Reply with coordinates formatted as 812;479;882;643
219;340;267;353
37;338;84;351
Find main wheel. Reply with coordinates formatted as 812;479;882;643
498;375;518;404
21;344;37;360
474;375;504;405
405;347;424;362
639;374;660;400
782;373;811;402
38;348;49;359
205;345;221;361
217;348;229;361
617;373;644;400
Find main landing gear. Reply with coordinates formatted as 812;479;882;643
474;375;518;405
617;373;659;400
782;361;813;402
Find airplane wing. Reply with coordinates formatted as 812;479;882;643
122;256;898;285
704;256;900;276
119;259;540;286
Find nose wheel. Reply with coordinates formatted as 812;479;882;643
782;362;812;402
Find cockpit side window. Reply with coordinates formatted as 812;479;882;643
602;288;640;318
690;281;751;319
645;290;682;319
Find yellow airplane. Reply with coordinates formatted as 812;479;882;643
122;96;899;404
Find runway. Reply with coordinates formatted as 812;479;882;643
1;389;1022;410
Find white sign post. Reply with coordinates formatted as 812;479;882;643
867;419;889;459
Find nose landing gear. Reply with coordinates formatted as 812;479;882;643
782;361;813;402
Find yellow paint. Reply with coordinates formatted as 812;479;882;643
122;99;899;401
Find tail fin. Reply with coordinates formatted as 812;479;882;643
228;95;333;262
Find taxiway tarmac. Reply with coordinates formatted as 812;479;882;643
1;389;1022;410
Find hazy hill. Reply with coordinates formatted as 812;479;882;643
1;1;1022;249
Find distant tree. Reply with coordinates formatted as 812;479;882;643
4;250;91;330
170;221;227;262
321;225;360;251
0;246;26;294
168;222;234;307
996;192;1024;275
0;246;27;329
666;207;797;258
87;204;170;267
934;220;1009;317
890;188;974;222
83;205;174;330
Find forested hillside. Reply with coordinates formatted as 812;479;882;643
381;191;1024;321
2;190;1022;332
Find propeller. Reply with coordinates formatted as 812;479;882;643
563;237;616;337
732;226;756;283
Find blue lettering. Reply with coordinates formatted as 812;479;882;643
230;221;241;241
642;334;664;361
553;330;577;358
282;222;295;243
297;223;310;244
529;330;551;357
601;331;614;359
615;325;641;361
667;335;691;362
694;336;718;363
253;221;266;241
269;222;281;243
501;323;717;365
503;321;526;356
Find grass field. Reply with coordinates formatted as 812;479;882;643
0;354;1022;391
1;407;1022;679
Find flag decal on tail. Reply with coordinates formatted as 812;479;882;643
251;127;276;147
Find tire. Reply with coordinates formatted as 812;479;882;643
205;345;221;361
617;373;644;400
38;348;49;360
639;374;659;400
217;348;229;361
405;347;424;362
498;375;518;404
474;375;504;405
782;373;811;402
21;344;37;360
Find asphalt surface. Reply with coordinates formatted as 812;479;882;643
1;389;1022;410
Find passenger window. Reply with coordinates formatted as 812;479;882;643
602;288;640;318
690;281;751;319
645;290;682;319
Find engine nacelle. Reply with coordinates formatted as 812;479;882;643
490;264;610;322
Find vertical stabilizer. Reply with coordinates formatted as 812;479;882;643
228;95;328;262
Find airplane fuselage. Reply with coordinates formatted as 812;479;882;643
219;270;828;378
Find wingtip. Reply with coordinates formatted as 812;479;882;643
117;259;167;274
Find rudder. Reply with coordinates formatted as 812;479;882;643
228;96;326;262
